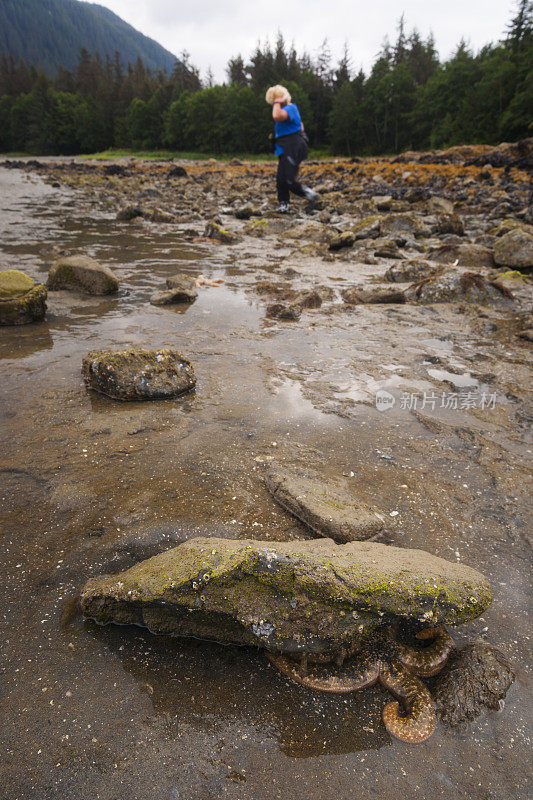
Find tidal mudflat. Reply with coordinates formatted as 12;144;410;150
0;149;531;799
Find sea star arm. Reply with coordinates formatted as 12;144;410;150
380;658;436;743
393;627;454;677
266;650;379;694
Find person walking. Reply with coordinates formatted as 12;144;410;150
265;85;318;213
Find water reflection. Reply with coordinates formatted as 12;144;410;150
0;323;54;360
87;622;388;758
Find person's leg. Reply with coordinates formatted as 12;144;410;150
283;155;307;198
276;156;290;206
285;154;318;206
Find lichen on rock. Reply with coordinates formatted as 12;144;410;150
0;269;35;298
80;536;493;656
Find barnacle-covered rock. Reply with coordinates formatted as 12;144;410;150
81;347;196;400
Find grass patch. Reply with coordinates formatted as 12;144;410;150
80;147;335;162
1;147;336;162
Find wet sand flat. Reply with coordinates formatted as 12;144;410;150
0;158;531;800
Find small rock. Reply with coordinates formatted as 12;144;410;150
380;213;429;238
150;286;197;306
103;164;127;177
385;259;439;283
351;216;381;240
519;328;533;342
403;187;427;203
204;221;239;244
81;348;196;400
342;286;405;304
266;302;302;320
48;255;119;295
427;196;454;215
488;218;531;238
283;220;331;244
146;208;175;223
329;230;355;251
371;195;393;211
405;271;513;305
430;243;495;268
234;205;254;220
436;214;464;236
433;644;515;727
295;289;323;308
167;165;188;178
164;275;198;300
116;205;144;221
265;465;384;542
374;239;401;259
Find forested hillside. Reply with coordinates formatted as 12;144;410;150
0;2;531;156
0;0;177;74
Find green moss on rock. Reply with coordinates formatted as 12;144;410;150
0;270;35;299
81;537;493;656
0;282;47;325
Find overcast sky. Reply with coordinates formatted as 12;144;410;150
89;0;514;82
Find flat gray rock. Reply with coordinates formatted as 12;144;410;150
265;465;384;542
80;536;493;657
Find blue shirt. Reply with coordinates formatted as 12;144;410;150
274;103;302;155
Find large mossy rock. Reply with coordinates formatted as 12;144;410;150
80;536;492;656
0;270;47;325
82;347;196;400
48;255;119;295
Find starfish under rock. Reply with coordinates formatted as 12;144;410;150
267;626;454;743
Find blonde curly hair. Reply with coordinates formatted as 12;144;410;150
265;85;291;105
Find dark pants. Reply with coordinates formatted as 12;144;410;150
276;132;309;204
277;154;307;203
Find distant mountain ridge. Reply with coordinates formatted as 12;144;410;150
0;0;178;74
